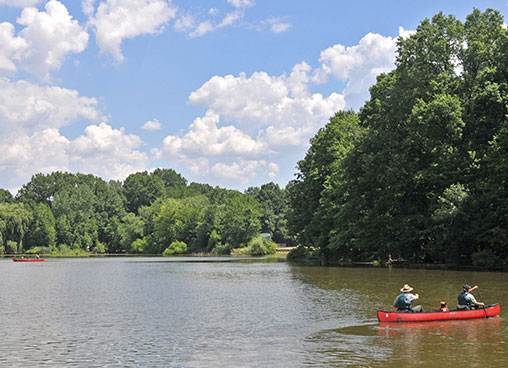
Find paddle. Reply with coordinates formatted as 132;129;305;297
476;288;489;319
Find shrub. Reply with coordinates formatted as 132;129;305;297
212;243;232;255
287;245;317;261
93;242;106;254
130;238;147;254
163;240;187;256
6;240;17;254
471;249;504;270
246;235;276;256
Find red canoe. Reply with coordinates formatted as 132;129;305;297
377;303;500;322
12;258;45;262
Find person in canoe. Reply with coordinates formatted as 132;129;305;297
393;284;424;312
439;301;449;312
457;285;485;310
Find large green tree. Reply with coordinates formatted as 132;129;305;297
323;9;508;265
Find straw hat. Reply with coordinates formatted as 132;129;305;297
400;284;414;292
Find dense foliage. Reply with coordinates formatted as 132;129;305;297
0;169;292;256
288;9;508;268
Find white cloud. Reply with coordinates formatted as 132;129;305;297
185;0;254;38
0;0;40;7
271;22;291;34
261;17;291;34
154;110;268;160
141;118;162;131
155;62;344;184
211;159;268;184
14;1;89;80
154;28;410;186
89;0;177;61
0;77;104;137
188;64;344;145
82;0;97;16
227;0;255;8
0;22;28;72
174;13;195;32
0;123;148;191
313;27;414;107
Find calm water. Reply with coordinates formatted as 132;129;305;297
0;257;506;367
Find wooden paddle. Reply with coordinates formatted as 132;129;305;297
476;288;489;319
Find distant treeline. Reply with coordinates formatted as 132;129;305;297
0;169;292;257
2;9;507;269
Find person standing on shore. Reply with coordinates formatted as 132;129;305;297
394;284;424;312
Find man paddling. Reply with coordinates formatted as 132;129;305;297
457;285;485;310
394;284;424;312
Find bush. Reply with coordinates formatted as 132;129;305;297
246;235;276;256
93;242;106;253
231;246;249;256
212;243;232;255
26;246;55;255
163;240;187;256
130;238;147;254
6;240;17;254
471;249;504;270
287;245;317;261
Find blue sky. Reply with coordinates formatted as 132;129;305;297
1;0;507;194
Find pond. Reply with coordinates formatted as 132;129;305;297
0;257;506;367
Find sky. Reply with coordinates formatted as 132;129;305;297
1;0;508;194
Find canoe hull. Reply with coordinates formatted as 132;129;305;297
12;258;45;262
377;303;500;322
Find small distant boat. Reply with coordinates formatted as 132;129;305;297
12;258;45;262
377;303;500;322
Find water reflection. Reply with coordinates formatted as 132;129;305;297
377;318;504;367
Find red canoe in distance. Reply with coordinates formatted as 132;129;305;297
377;303;500;322
12;258;45;262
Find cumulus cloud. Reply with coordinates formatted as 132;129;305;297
0;1;88;80
13;1;89;80
154;28;410;186
155;62;344;184
188;64;344;145
0;123;148;191
313;27;414;107
88;0;177;61
141;118;162;131
0;22;28;72
0;77;104;137
210;159;274;184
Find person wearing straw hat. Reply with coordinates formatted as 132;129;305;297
393;284;424;312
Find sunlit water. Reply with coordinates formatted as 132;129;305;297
0;258;506;367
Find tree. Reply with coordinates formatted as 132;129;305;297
24;203;56;249
0;189;13;204
123;172;164;214
152;168;187;188
0;203;32;252
220;193;261;248
287;110;362;249
245;182;291;244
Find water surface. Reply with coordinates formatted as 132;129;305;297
0;258;506;367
